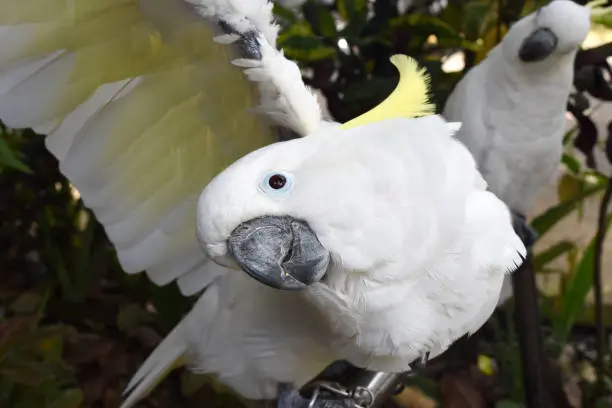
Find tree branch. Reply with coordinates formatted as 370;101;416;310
512;257;552;408
593;177;612;398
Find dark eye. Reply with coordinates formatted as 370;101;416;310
260;171;294;196
268;174;287;189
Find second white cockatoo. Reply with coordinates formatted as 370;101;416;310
0;0;527;407
443;0;606;304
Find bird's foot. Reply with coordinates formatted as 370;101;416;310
510;210;539;249
286;360;414;408
397;352;430;388
277;383;353;408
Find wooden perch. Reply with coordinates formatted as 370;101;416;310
511;256;551;408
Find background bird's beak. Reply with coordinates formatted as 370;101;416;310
227;215;330;290
518;27;558;62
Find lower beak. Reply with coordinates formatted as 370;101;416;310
518;27;558;62
227;215;330;290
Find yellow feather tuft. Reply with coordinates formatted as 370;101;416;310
340;54;435;130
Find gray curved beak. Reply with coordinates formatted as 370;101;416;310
227;215;330;290
518;27;558;62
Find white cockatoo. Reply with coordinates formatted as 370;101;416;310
0;0;526;407
443;0;607;304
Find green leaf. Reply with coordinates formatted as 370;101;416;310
337;0;368;39
531;182;606;238
277;22;337;62
595;398;612;408
338;0;367;22
557;173;583;203
0;137;32;174
521;0;551;15
180;371;209;397
389;14;480;51
277;20;317;40
461;0;496;40
592;15;612;29
603;375;612;393
533;240;576;270
9;292;42;315
49;389;83;408
496;400;523;408
562;153;582;175
0;316;40;357
35;331;64;361
273;3;298;25
280;36;337;62
12;391;46;408
552;214;612;344
0;361;53;387
302;1;337;38
116;303;155;333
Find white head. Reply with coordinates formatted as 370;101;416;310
500;0;590;64
195;115;461;291
196;55;443;291
196;128;335;290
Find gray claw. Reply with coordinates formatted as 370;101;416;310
510;210;539;248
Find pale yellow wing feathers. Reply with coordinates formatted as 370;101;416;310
0;0;276;293
42;79;136;160
0;0;134;24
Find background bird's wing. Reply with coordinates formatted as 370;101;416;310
442;64;491;166
0;0;323;296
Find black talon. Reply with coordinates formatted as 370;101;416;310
510;210;539;248
408;352;430;372
216;20;262;60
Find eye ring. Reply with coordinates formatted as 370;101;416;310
259;171;294;196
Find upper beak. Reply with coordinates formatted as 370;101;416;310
518;27;558;62
227;215;330;290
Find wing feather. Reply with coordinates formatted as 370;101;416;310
0;0;323;295
176;260;227;296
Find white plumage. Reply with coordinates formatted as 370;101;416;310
0;1;526;407
443;0;591;214
443;0;592;303
195;115;526;375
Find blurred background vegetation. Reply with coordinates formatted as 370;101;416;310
3;0;612;407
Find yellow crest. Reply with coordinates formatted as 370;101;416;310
340;55;435;130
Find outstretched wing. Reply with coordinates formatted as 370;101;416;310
0;0;323;295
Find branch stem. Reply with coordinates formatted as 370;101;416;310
593;177;612;397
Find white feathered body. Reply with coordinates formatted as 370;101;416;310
444;0;591;305
162;117;526;399
443;47;573;214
